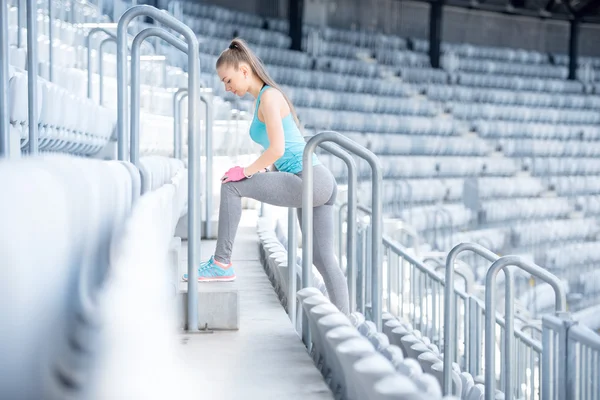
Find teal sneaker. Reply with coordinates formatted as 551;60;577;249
182;256;236;282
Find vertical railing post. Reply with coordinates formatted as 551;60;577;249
484;256;567;400
26;0;38;155
172;87;214;239
86;27;117;100
17;0;23;48
129;28;187;167
117;6;201;332
97;37;117;106
200;88;214;239
288;207;297;326
173;88;187;159
357;225;365;313
337;203;347;266
48;0;53;82
0;0;10;158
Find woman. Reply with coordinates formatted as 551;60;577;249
183;38;349;314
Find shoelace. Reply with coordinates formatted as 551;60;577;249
198;257;219;272
198;257;213;271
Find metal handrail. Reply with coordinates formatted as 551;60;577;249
170;87;215;239
87;27;117;100
173;88;187;160
484;255;567;400
433;259;473;293
337;202;357;276
302;131;383;347
443;242;515;396
117;5;202;332
0;0;10;157
26;0;38;155
391;224;420;254
129;28;187;166
564;322;600;399
47;0;54;82
287;207;297;327
87;27;156;101
17;0;23;48
97;37;118;106
521;322;543;337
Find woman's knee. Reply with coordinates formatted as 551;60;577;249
220;181;241;198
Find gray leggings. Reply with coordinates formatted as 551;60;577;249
214;164;350;314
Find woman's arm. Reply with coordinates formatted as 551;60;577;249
243;89;287;177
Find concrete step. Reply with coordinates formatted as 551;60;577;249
176;239;240;330
178;279;239;330
175;213;261;331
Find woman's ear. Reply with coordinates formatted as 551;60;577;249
239;64;250;78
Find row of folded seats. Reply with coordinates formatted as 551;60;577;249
573;195;600;216
319;154;518;180
499;139;600;158
473;120;600;140
7;66;115;156
453;73;584;93
548;176;600;196
512;218;599;247
297;288;503;400
176;0;272;30
182;14;291;49
449;103;600;125
337;133;491;156
414;38;600;72
426;85;600;109
7;31;166;101
527;157;600;176
382;197;573;232
300;112;466;135
448;58;568;79
284;86;438;115
545;243;600;271
413;39;548;64
7;4;103;48
351;176;538;207
2;153;188;399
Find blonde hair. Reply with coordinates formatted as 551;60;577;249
216;38;301;128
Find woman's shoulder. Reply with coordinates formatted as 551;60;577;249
258;86;290;117
260;86;286;104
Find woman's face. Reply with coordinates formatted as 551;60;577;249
217;63;248;97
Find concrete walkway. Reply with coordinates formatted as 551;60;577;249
179;210;333;399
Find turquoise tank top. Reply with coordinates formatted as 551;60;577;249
249;85;320;174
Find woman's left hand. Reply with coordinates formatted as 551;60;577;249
221;166;248;183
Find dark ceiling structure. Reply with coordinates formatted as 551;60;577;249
287;0;600;79
441;0;600;22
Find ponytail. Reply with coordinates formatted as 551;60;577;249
216;38;301;129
